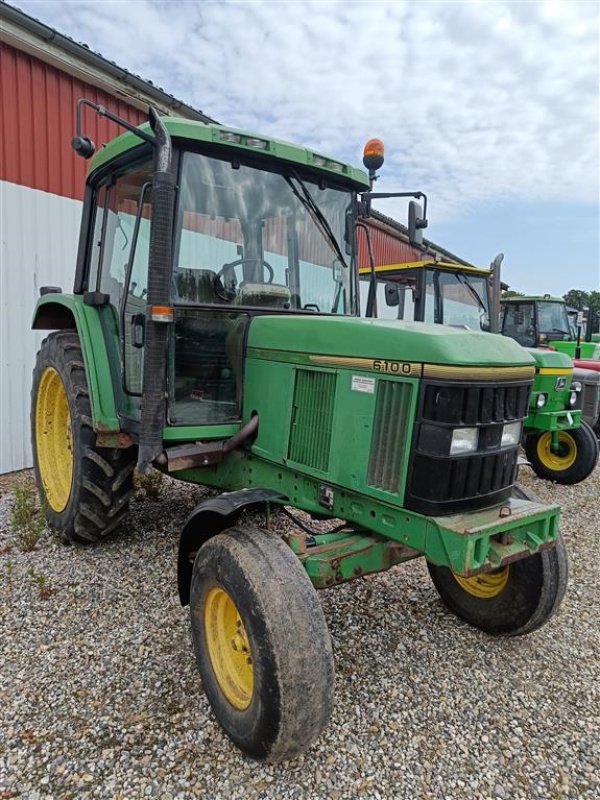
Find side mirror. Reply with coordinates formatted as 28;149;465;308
71;135;96;159
384;283;400;307
408;200;428;246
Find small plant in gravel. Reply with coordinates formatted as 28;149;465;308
3;560;15;593
28;566;55;600
10;479;46;552
134;468;165;500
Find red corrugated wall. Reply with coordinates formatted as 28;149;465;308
357;221;421;268
0;43;146;200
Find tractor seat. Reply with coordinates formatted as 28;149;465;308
235;282;291;308
173;268;228;305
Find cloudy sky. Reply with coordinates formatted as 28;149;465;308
17;0;600;295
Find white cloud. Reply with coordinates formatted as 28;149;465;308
15;0;600;225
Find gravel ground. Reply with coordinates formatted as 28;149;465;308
1;465;599;800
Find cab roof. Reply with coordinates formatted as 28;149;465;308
501;296;565;304
89;116;370;189
358;260;491;277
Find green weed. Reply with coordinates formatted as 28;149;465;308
10;479;46;552
134;468;165;500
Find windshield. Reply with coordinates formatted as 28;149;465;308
538;301;571;339
173;151;355;314
501;302;536;346
423;269;490;331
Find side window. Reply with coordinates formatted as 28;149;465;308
98;161;154;311
91;159;154;400
87;184;109;292
122;183;152;394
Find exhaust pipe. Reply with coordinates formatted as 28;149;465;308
137;108;176;471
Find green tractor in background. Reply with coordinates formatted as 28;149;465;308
360;258;599;484
31;104;568;761
500;294;600;360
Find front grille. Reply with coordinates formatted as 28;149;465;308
421;383;530;425
581;379;600;425
406;379;532;515
367;380;413;493
288;369;337;471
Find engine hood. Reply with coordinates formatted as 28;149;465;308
247;316;536;368
524;348;573;370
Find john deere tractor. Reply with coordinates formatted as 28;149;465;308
360;255;599;484
32;105;567;761
500;294;600;360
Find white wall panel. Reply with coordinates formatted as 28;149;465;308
0;181;82;473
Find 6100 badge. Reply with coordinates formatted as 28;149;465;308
372;359;416;375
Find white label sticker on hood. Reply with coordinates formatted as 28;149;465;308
351;375;375;394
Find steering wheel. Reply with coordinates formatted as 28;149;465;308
217;258;275;287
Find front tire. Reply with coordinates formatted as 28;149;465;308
524;422;599;484
31;331;136;545
190;526;334;761
427;484;568;636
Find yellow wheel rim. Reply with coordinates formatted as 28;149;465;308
35;367;74;512
454;566;510;599
204;587;254;710
536;431;578;471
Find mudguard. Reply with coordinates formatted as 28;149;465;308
32;294;120;433
177;488;286;605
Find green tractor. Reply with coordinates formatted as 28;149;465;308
500;294;600;360
360;259;599;484
32;104;568;761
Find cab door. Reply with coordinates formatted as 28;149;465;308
84;157;154;421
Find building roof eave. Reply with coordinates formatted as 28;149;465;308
0;2;216;123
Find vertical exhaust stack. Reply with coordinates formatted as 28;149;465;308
137;108;175;472
489;253;504;334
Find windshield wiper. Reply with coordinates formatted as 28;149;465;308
285;171;348;271
455;273;489;319
547;328;571;337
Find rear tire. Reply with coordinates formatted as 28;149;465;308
190;526;334;761
427;484;568;636
524;421;599;484
31;331;136;545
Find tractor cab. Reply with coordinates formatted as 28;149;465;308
62;114;369;440
359;260;492;332
500;295;571;348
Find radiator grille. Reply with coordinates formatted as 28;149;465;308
581;381;600;424
367;380;413;493
421;382;530;425
288;369;337;471
406;378;532;515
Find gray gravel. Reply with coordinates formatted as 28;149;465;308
1;465;599;800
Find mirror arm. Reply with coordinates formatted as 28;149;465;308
357;221;378;318
76;98;156;144
360;191;428;227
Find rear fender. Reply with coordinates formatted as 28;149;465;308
177;488;286;605
32;294;120;433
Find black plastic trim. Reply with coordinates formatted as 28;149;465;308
177;489;286;605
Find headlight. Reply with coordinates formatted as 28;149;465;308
450;427;479;455
568;391;578;407
536;393;547;408
501;421;522;447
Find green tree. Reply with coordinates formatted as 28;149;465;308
501;289;525;298
562;289;589;310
